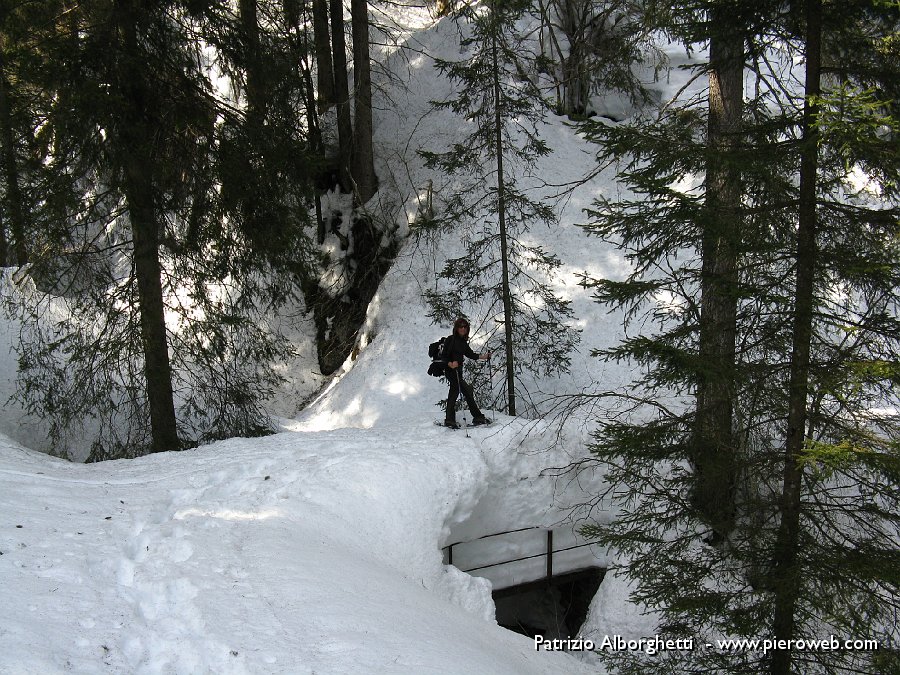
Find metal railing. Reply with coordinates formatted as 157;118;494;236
443;527;597;585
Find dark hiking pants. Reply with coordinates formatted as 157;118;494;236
446;369;483;423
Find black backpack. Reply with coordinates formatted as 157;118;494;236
427;336;450;377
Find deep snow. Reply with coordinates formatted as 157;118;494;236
0;423;603;674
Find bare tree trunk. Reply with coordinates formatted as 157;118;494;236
116;0;180;453
287;0;327;244
0;49;28;266
0;211;7;265
771;0;821;671
311;0;335;110
330;0;353;191
127;173;181;454
239;0;264;118
692;9;743;540
350;0;376;204
558;0;589;116
490;6;516;416
238;0;267;237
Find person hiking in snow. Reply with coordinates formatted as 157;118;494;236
443;317;491;429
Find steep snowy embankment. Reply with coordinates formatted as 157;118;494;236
0;427;597;674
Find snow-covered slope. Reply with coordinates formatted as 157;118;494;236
0;423;603;674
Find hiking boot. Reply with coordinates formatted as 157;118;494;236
443;420;460;429
472;416;491;426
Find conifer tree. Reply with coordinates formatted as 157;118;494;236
576;0;899;672
278;0;398;377
2;0;320;459
0;0;52;267
767;1;900;672
420;0;579;417
692;0;744;540
311;0;335;110
350;0;377;204
330;0;354;191
0;53;28;266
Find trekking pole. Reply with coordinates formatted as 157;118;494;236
457;368;469;438
484;321;501;410
487;352;496;405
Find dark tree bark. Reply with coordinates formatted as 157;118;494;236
349;0;376;204
329;0;353;191
285;0;327;243
490;9;516;416
691;7;744;540
771;0;821;672
311;0;335;110
0;50;28;266
239;0;264;119
558;0;590;116
115;0;180;453
238;0;267;240
127;171;181;454
0;209;7;266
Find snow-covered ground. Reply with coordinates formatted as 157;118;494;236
0;422;603;674
0;225;645;675
0;6;693;673
0;351;635;674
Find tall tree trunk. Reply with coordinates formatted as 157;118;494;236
330;0;353;191
0;50;28;266
490;8;516;416
310;0;334;111
116;0;180;453
350;0;376;204
239;0;264;119
559;0;588;117
238;0;265;237
127;173;181;453
0;210;7;266
692;8;743;540
287;0;327;244
771;0;821;672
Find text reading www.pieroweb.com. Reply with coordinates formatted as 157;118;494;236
533;635;880;655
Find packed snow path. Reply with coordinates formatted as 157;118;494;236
0;423;596;674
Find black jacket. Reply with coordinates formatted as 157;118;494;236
444;333;479;374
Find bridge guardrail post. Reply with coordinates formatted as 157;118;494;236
546;530;553;582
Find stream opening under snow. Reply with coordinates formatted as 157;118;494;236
494;567;606;640
442;524;606;642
